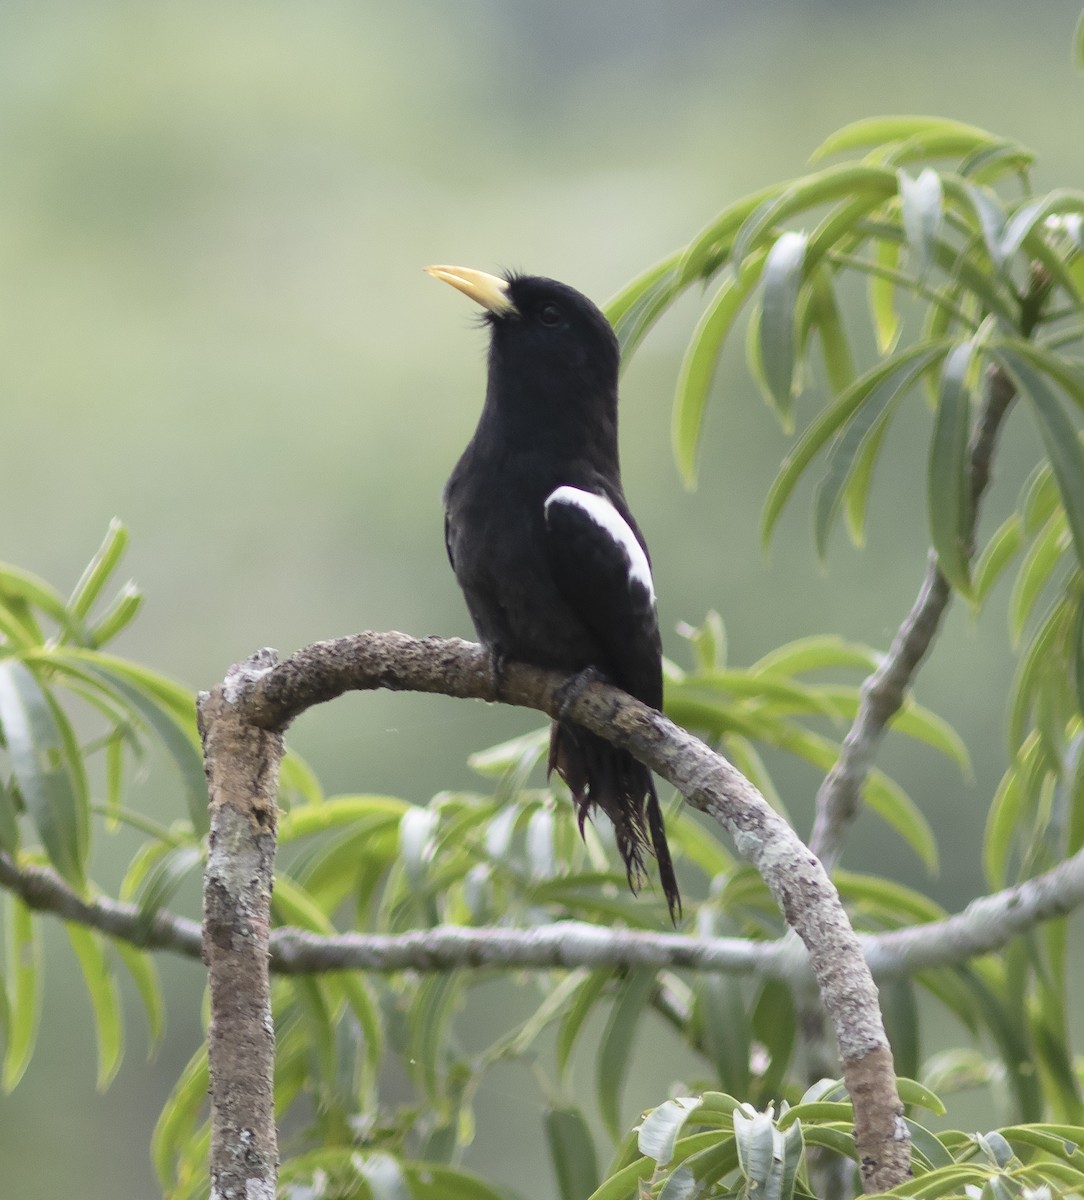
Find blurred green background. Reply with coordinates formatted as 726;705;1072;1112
2;2;1083;1195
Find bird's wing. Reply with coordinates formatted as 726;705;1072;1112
542;485;662;707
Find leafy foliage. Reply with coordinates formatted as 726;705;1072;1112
587;1084;1084;1200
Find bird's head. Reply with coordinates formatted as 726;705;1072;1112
426;266;620;411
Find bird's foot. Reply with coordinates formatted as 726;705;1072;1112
489;648;508;701
554;666;606;721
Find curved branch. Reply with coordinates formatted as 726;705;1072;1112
227;630;910;1192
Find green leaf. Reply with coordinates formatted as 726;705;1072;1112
151;1045;209;1190
758;231;808;423
0;564;87;645
547;1105;601;1200
984;764;1026;888
64;923;123;1090
606;251;683;328
880;978;920;1080
355;1151;411;1200
813;361;908;558
870;235;903;354
1009;513;1068;644
672;251;768;487
639;1096;705;1166
999;190;1084;264
807;268;855;395
810;115;1010;162
973;515;1023;606
556;967;612;1081
403;1163;515;1200
584;1153;655;1200
899;168;944;279
752;635;877;676
957;181;1009;268
67;519;128;621
0;660;88;889
113;941;165;1055
863;768;939;872
698;972;751;1096
733;164;897;266
761;340;951;545
88;583;143;648
750;979;796;1102
995;337;1084;413
996;347;1084;574
597;969;655;1138
47;650;206;834
835;870;948;925
3;895;41;1091
1076;6;1084;71
408;971;462;1105
134;844;204;931
928;338;982;595
0;775;20;855
610;262;684;360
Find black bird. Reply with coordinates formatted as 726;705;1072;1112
427;265;680;921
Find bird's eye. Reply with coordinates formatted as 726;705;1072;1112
538;303;563;327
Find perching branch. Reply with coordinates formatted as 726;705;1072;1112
201;629;909;1193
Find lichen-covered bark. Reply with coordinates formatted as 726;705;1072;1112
198;652;283;1200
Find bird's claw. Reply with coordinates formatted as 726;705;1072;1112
489;648;508;701
554;666;605;721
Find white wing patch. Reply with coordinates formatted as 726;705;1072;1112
544;485;655;603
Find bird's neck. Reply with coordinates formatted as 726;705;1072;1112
477;376;621;472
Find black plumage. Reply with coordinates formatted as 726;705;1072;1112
428;265;680;922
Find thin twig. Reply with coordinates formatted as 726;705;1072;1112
809;364;1016;870
5;824;1083;979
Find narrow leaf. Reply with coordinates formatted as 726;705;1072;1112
973;514;1023;606
0;564;86;645
899;168;944;279
597;969;655;1138
808;268;855;395
761;341;951;544
870;236;903;354
928;338;981;595
957;181;1009;268
151;1046;209;1189
1009;513;1068;644
0;660;88;888
67;519;128;621
814;364;908;557
758;231;808;423
997;347;1084;572
72;659;206;836
547;1106;601;1200
672;251;768;486
114;942;165;1055
811;115;1007;162
639;1097;705;1165
3;895;41;1091
64;923;123;1089
557;968;612;1081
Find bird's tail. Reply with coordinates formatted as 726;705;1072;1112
548;720;682;922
